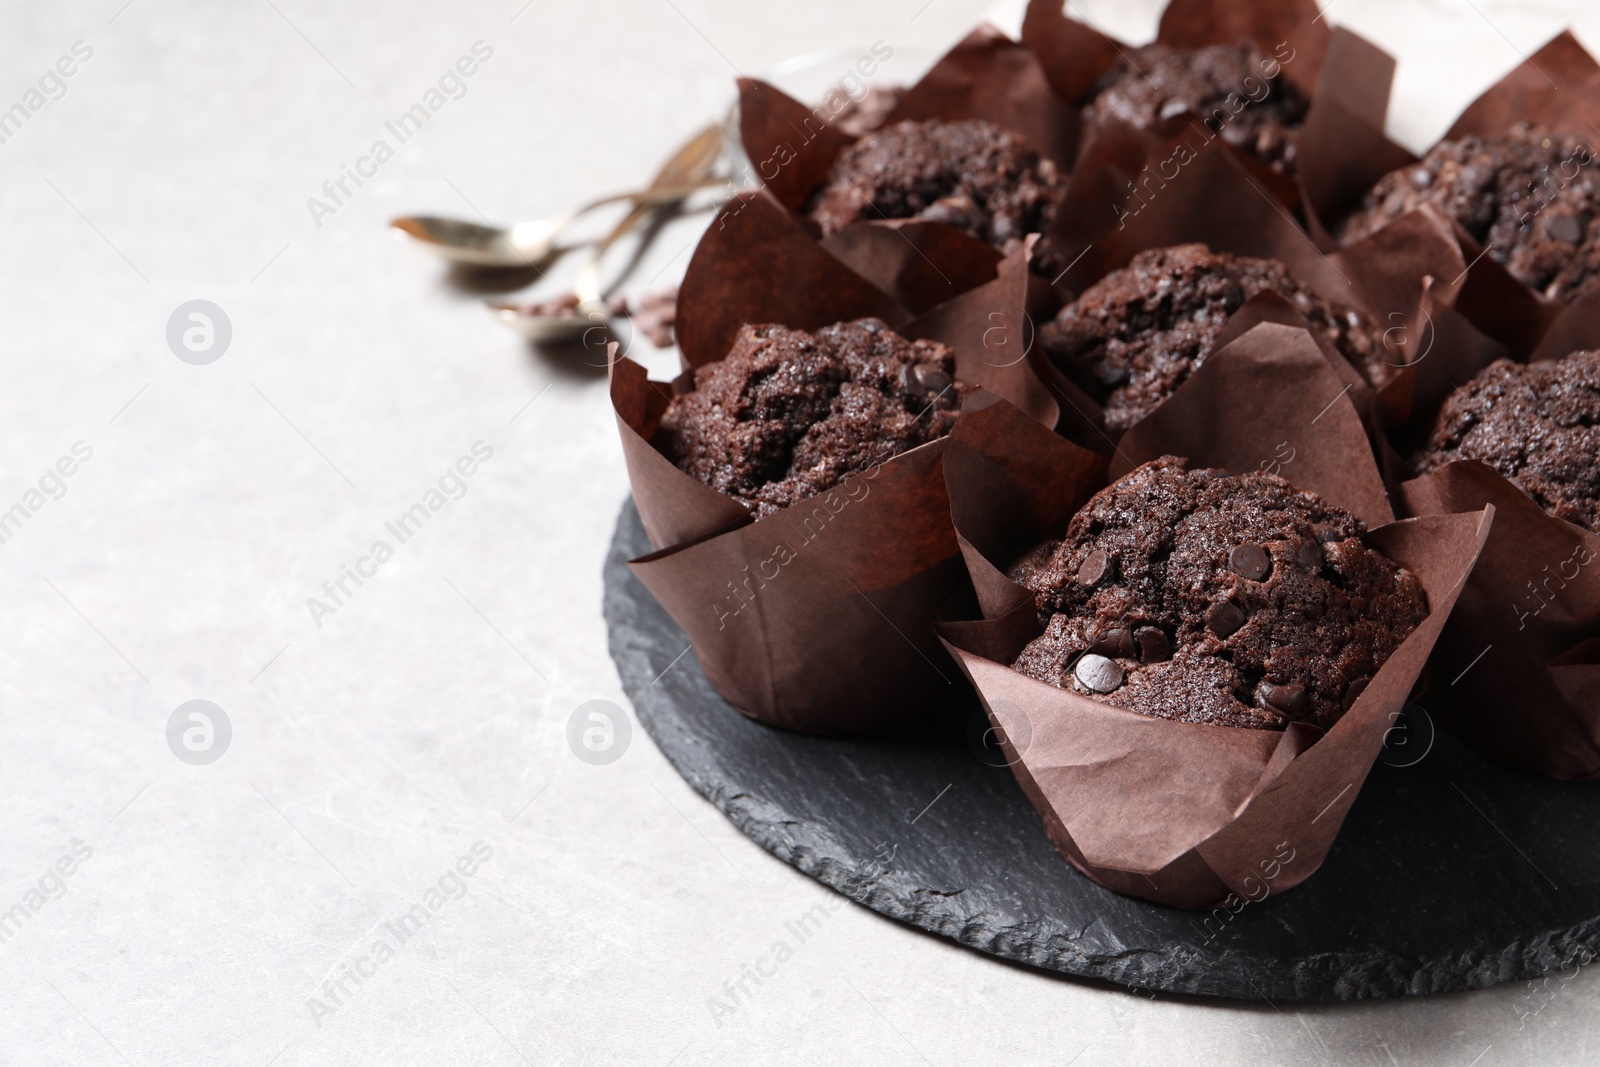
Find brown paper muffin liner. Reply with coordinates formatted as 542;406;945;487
937;322;1492;908
614;229;1094;732
1395;303;1600;780
733;3;1405;318
1031;133;1479;452
731;24;1077;316
1020;0;1410;226
1321;31;1600;356
674;189;1059;428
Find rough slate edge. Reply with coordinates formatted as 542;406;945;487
603;498;1600;1001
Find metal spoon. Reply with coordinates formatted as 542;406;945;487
487;200;664;344
488;124;729;343
389;177;725;269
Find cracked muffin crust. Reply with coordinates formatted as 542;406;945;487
1008;456;1427;730
1084;41;1308;174
803;118;1067;274
1337;123;1600;303
659;318;964;517
1040;244;1390;433
1415;352;1600;531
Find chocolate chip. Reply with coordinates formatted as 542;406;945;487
1312;523;1344;544
1091;626;1136;659
917;365;952;394
1135;626;1171;663
1258;682;1307;715
1075;653;1125;693
1342;675;1371;712
1549;214;1585;244
903;363;952;397
1077;549;1113;588
1205;601;1247;638
1228;543;1271;581
1158;97;1189;121
1297;540;1323;570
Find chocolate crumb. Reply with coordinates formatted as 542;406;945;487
631;285;678;348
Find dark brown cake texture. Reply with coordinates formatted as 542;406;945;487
1084;41;1307;174
1337;123;1600;303
658;318;964;517
1008;456;1427;731
1040;243;1389;433
802;118;1066;272
1415;352;1600;531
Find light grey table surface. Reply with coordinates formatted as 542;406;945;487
2;0;1597;1064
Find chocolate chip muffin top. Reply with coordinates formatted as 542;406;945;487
1009;456;1427;730
803;118;1066;269
1084;41;1308;174
1040;244;1390;433
1337;123;1600;303
1415;352;1600;531
658;318;963;517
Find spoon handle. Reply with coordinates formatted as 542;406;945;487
573;202;658;311
572;177;728;217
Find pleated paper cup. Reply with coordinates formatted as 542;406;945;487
730;23;1077;314
1029;132;1481;451
938;322;1491;907
613;226;1094;732
1396;305;1600;780
1323;31;1600;357
1021;0;1411;225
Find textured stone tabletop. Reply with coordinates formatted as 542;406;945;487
2;0;1597;1064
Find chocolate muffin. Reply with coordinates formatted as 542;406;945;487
1009;456;1427;730
659;318;964;517
1337;123;1600;302
1040;244;1389;433
803;118;1066;272
1415;352;1600;531
1084;42;1307;174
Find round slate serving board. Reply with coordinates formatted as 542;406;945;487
604;500;1600;1001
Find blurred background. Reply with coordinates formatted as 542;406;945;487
1;1;1597;1063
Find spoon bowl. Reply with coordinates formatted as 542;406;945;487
391;176;725;271
389;215;564;269
487;125;728;342
489;303;607;345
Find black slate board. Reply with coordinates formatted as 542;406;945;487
604;499;1600;1001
